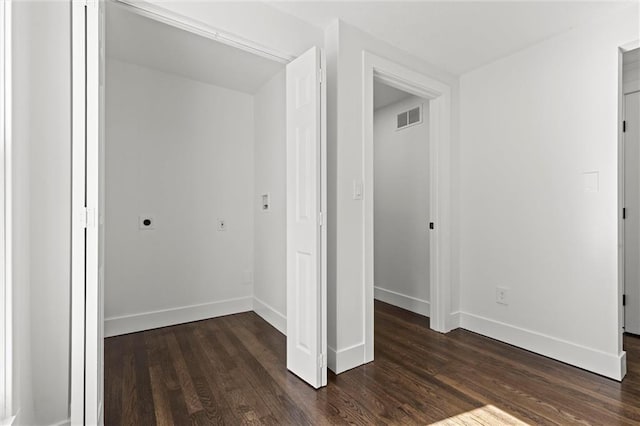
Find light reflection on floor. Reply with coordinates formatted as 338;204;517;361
430;404;530;426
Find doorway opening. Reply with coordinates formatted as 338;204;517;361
103;0;287;340
372;80;431;323
362;52;453;363
621;45;640;372
71;1;327;423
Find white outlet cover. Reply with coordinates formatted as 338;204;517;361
261;193;270;211
496;287;509;305
583;171;599;193
138;215;155;230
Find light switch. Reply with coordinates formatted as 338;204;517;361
353;180;363;200
261;193;270;211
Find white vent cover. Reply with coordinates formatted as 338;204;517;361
396;105;422;130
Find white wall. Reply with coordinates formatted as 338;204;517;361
105;59;255;335
12;1;71;424
459;4;639;379
11;3;33;423
373;96;430;315
253;70;287;333
326;20;460;373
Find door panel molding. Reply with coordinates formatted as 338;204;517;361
286;46;327;389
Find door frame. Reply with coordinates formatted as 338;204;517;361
107;0;293;64
619;40;640;362
71;1;326;423
71;0;101;423
0;0;11;422
362;52;452;361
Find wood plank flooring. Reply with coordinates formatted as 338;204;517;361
105;301;640;425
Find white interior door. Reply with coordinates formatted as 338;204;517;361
286;46;327;388
71;0;104;424
625;91;640;335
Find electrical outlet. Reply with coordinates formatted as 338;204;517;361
496;287;509;305
138;215;155;230
217;218;226;232
261;193;270;211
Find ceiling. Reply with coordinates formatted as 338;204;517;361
106;2;284;94
374;80;412;110
268;1;635;75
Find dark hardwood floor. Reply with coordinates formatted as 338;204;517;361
105;301;640;425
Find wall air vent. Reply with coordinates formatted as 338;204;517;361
396;105;422;130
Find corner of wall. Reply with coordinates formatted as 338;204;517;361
252;297;286;335
327;343;366;374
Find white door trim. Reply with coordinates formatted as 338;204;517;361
70;0;87;425
71;0;102;423
0;1;12;422
70;0;87;423
619;40;640;364
362;51;453;362
109;0;294;64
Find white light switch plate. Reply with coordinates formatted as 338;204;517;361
353;180;363;200
583;171;599;193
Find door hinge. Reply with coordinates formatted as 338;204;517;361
623;120;627;133
80;207;97;229
79;207;88;228
623;294;626;306
623;208;627;220
318;353;326;368
318;211;324;227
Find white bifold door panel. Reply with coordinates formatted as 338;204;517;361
625;91;640;335
71;0;104;424
286;46;327;388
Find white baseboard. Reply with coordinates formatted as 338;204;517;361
374;286;429;316
327;343;366;374
50;419;70;426
459;311;626;380
104;296;253;337
448;311;461;331
253;297;286;335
